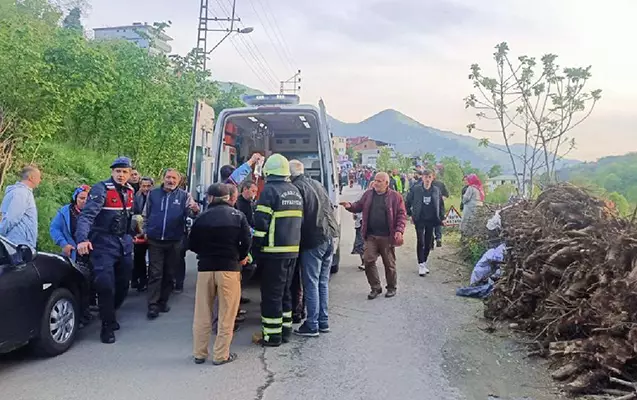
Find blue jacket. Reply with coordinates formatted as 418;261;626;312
144;186;191;241
75;178;135;256
0;182;38;248
49;204;78;261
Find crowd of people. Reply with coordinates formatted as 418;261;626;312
0;156;486;366
0;153;339;366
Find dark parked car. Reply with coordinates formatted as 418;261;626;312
0;236;87;356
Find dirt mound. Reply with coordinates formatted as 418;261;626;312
485;183;637;394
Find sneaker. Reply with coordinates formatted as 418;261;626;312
319;324;330;333
367;289;382;300
159;304;171;313
193;357;206;365
418;262;425;276
436;239;442;247
385;289;397;298
358;265;365;271
422;262;430;275
212;353;237;366
294;323;319;337
235;314;246;324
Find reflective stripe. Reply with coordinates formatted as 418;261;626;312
253;230;266;238
282;321;292;328
261;316;282;325
263;326;283;334
262;246;300;253
273;210;302;218
256;205;273;215
268;215;276;248
282;311;292;318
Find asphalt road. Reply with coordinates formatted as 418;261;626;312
0;187;554;400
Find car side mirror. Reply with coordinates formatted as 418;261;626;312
16;244;34;263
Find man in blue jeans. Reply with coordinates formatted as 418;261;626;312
289;160;339;337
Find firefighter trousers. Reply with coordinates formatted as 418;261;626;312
260;257;297;345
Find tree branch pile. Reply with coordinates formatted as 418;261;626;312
485;183;637;394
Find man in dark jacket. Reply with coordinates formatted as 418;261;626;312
143;168;200;319
131;177;154;292
340;172;407;299
252;154;303;347
289;160;338;336
236;180;257;227
76;157;136;344
406;170;445;276
189;183;251;366
431;171;450;247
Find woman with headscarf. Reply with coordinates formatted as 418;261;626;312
50;185;91;261
460;174;485;235
50;184;93;327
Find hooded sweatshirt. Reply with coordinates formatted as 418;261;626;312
0;182;38;247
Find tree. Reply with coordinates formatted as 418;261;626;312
61;6;82;31
376;147;393;172
606;192;630;216
488;164;503;178
465;42;601;197
438;157;465;196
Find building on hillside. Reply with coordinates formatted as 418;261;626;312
94;23;173;55
486;174;519;192
352;139;394;152
360;149;380;168
332;136;347;157
346;136;369;148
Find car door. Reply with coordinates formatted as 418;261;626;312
0;240;41;347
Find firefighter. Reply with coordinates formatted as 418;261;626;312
76;157;135;344
252;154;303;347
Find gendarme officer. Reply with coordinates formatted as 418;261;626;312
76;157;135;344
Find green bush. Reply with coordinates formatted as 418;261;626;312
460;236;487;266
2;141;116;253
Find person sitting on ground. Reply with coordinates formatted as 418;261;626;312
340;172;407;299
189;183;251;366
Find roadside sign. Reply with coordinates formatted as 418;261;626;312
444;206;462;227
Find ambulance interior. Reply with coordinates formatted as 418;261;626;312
220;112;326;185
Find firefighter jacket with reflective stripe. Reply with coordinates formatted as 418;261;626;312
253;178;303;258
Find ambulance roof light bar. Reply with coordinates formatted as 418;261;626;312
242;94;300;107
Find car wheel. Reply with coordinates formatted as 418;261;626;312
32;288;78;357
330;247;340;274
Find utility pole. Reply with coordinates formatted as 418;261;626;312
195;0;251;71
280;70;301;95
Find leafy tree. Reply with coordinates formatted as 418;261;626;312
465;42;601;197
376;147;393;172
488;164;503;178
61;6;82;31
438;157;465;196
486;184;516;204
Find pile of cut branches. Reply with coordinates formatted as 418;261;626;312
485;183;637;395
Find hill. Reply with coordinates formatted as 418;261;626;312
328;109;580;172
216;81;264;96
558;152;637;204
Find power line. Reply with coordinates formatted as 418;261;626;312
217;0;280;88
206;1;275;89
246;0;295;72
252;0;297;68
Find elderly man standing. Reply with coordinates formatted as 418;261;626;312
143;168;200;320
0;165;41;248
341;172;407;299
289;160;339;337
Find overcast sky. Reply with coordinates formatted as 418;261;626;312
84;0;636;161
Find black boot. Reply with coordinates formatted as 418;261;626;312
282;327;292;344
101;323;116;344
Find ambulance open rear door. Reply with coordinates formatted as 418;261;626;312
187;101;217;206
